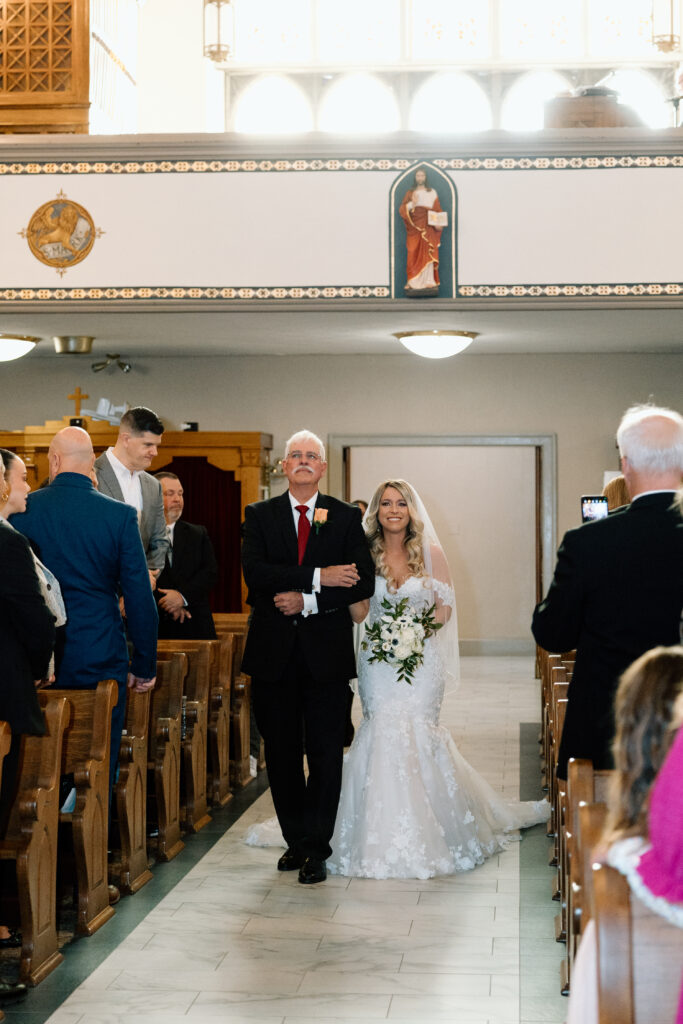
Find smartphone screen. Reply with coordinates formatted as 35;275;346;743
581;495;609;523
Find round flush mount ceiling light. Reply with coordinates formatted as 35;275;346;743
0;334;41;362
393;330;479;359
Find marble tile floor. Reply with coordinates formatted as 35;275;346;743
2;657;569;1024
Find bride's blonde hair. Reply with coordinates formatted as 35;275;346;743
364;479;426;587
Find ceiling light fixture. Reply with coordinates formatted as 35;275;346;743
91;353;132;374
53;335;95;354
203;0;233;63
393;330;479;359
651;0;679;52
0;334;41;362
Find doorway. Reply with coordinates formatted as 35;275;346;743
330;434;556;655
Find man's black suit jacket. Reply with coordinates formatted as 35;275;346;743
0;523;55;736
156;519;218;639
532;492;683;777
241;492;375;683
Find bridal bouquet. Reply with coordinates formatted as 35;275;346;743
362;597;442;685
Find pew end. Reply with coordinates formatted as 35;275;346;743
0;696;69;986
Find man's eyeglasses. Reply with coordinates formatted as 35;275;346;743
287;451;323;462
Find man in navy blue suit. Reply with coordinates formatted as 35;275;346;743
12;426;158;805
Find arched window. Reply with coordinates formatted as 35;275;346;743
319;74;400;133
608;69;670;129
233;76;314;133
501;70;571;131
408;73;492;132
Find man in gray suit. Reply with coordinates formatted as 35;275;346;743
95;406;168;585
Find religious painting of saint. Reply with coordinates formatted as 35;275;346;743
390;163;456;299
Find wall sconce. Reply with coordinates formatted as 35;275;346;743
393;330;479;359
652;0;680;52
0;334;41;361
203;0;233;63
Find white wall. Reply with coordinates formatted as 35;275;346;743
137;0;222;133
2;350;680;547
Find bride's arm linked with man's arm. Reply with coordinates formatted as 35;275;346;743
241;498;374;614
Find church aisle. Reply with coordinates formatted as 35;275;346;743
7;657;567;1024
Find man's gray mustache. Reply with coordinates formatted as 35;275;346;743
295;465;315;473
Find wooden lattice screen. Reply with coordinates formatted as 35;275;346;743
0;0;89;133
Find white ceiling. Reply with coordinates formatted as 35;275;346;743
2;304;683;360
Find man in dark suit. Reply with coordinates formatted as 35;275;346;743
12;426;159;805
154;471;218;639
94;406;168;584
533;404;683;779
241;430;374;884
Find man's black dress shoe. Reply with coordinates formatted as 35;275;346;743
298;857;327;884
277;848;304;872
0;928;21;949
0;980;28;1002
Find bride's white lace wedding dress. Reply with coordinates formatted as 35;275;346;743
246;572;548;880
325;574;547;879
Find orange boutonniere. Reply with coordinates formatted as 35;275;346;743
313;507;328;533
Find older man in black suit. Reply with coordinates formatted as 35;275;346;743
154;472;218;639
533;404;683;779
241;430;374;884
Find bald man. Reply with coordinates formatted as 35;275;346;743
11;426;159;804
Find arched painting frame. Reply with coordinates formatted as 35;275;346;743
390;162;457;299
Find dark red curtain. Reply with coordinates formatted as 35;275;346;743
155;456;241;612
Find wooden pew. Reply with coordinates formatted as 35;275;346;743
0;720;9;770
562;760;613;994
157;636;232;807
147;653;185;862
156;644;211;833
50;680;118;937
0;696;69;985
547;668;569;869
213;613;253;786
565;762;613;983
593;862;683;1023
109;687;153;895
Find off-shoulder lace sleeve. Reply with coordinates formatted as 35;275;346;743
432;577;455;608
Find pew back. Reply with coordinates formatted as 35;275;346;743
594;862;683;1024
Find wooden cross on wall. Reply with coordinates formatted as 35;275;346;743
68;387;89;417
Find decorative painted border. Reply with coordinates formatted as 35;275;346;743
460;283;683;297
1;154;683;176
2;282;683;302
0;285;392;301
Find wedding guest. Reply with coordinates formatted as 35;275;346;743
566;645;683;1024
601;473;629;511
533;403;683;779
11;427;158;814
0;452;56;1003
154;472;218;639
94;406;168;586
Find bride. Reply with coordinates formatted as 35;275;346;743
247;479;548;879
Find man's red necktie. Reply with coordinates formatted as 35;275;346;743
296;505;310;565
